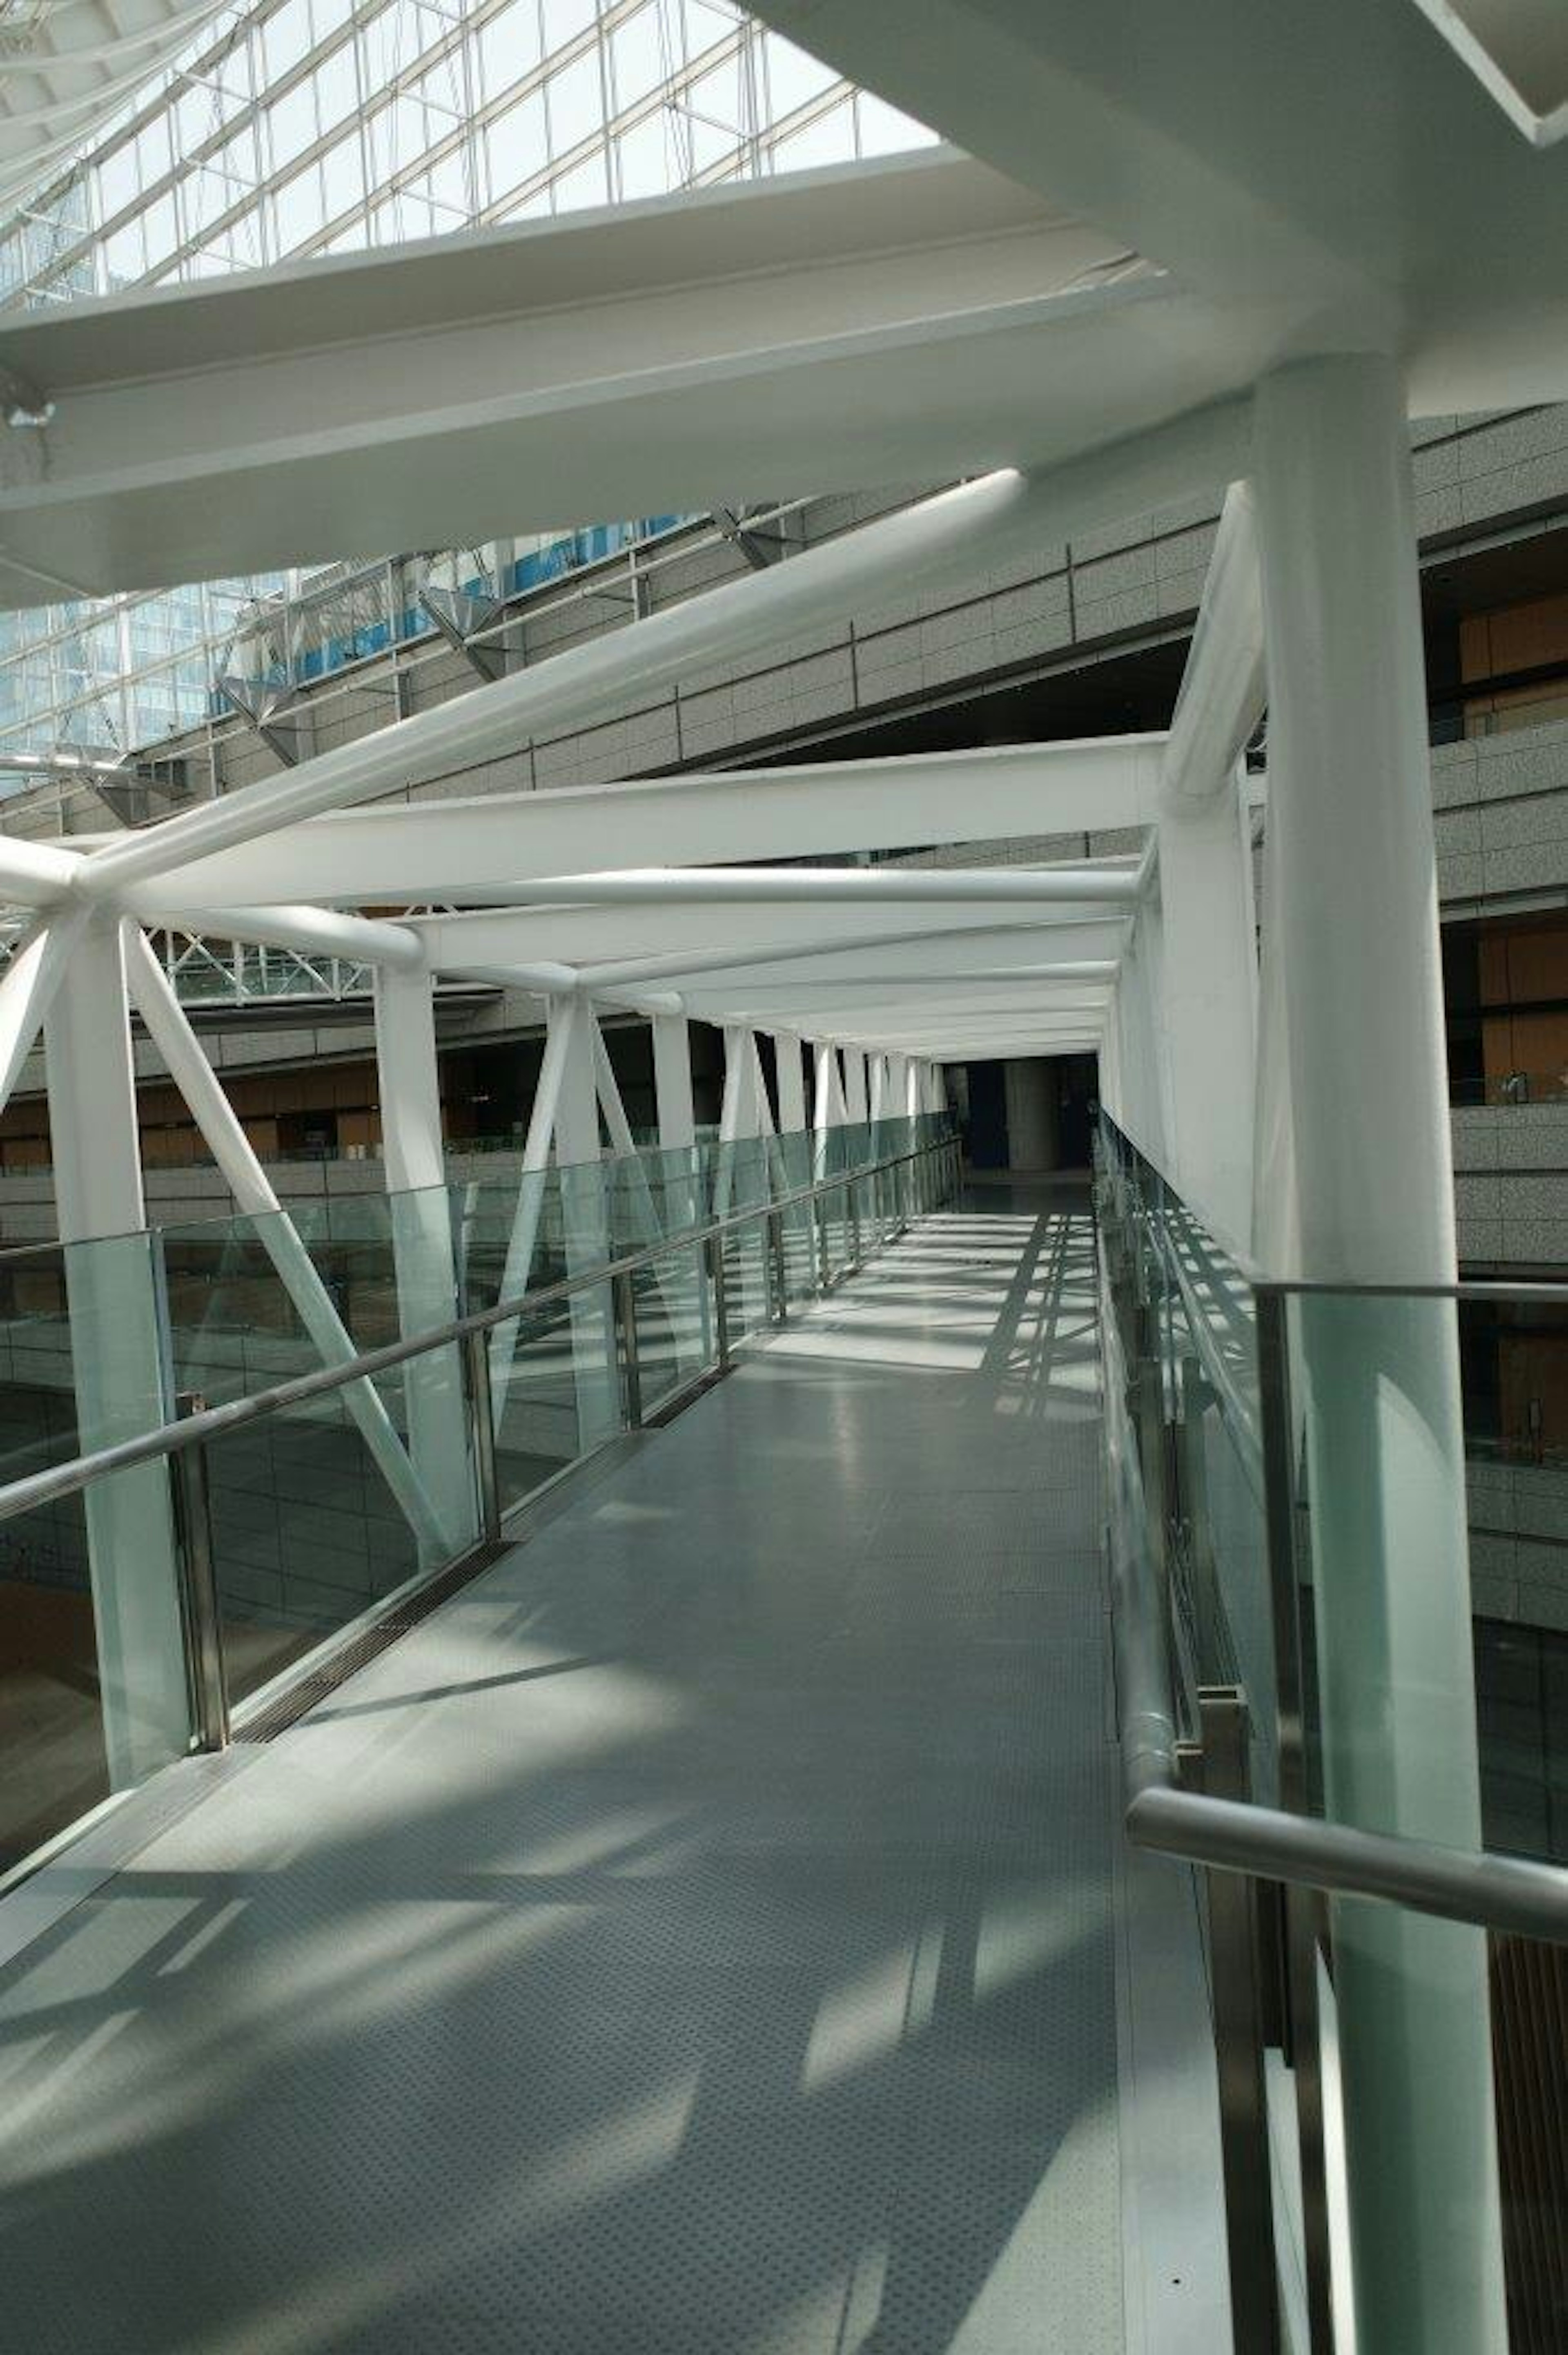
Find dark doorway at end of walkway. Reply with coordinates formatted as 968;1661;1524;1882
955;1054;1099;1177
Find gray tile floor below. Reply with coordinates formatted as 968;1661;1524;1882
0;1188;1125;2355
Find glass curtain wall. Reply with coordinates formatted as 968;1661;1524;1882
0;0;929;769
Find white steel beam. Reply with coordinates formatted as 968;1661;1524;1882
146;901;424;968
0;149;1261;611
421;899;1137;974
1254;352;1503;2355
0;906;89;1112
744;1;1568;414
1160;480;1266;810
772;1035;808;1135
581;925;1129;995
126;931;455;1559
0;832;81;910
43;916;189;1789
811;1039;846;1181
1152;778;1258;1251
373;960;474;1556
488;991;573;1398
651;1012;697;1155
682;975;1116;1016
121;740;1163;916
488;863;1140;910
74;400;1245;903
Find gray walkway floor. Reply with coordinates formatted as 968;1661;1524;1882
0;1188;1123;2355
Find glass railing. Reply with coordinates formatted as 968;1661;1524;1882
0;1113;960;1881
1096;1112;1568;2355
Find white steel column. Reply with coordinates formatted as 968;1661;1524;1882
1109;911;1169;1165
1254;353;1505;2355
126;937;449;1561
374;961;474;1556
488;995;571;1396
713;1024;760;1215
651;1012;697;1156
812;1041;846;1180
44;917;188;1787
842;1048;869;1128
773;1034;807;1135
1154;775;1258;1253
551;995;617;1450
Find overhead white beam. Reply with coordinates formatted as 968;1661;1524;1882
75;396;1247;904
125;930;456;1558
420;898;1139;974
496;863;1140;910
0;831;81;910
838;1017;1105;1044
680;967;1118;1012
0;144;1266;611
120;739;1163;916
143;901;425;968
44;917;190;1786
878;1034;1100;1060
1160;479;1265;809
712;994;1112;1036
374;959;474;1552
743;0;1568;414
0;906;89;1112
581;923;1129;992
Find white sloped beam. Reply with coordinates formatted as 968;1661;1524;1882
373;960;474;1554
1160;480;1266;809
683;971;1117;1017
144;901;424;968
122;738;1163;915
0;906;89;1111
421;898;1139;975
74;397;1247;904
125;930;455;1559
0;143;1270;611
484;863;1140;910
743;0;1568;416
581;921;1129;993
0;831;82;910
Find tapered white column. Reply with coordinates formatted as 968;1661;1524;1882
1154;774;1258;1253
1254;353;1505;2355
551;996;617;1449
651;1012;696;1155
841;1047;869;1127
812;1041;846;1180
1108;911;1169;1165
773;1034;807;1135
374;962;474;1557
45;917;188;1786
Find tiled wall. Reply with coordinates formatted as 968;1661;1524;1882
1453;1104;1568;1266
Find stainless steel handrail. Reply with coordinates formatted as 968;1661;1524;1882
1098;1210;1568;1949
0;1132;955;1530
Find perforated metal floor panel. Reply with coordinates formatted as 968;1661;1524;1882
0;1189;1124;2355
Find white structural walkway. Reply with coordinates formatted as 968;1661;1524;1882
0;1189;1221;2355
